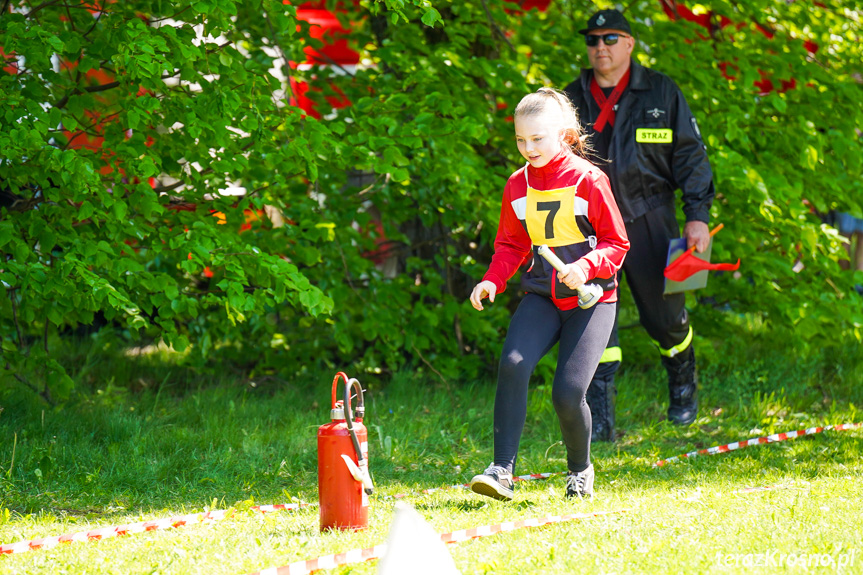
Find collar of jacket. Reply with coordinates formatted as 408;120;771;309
580;58;651;92
525;147;574;182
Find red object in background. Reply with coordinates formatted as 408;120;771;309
295;6;360;65
503;0;551;12
664;250;740;282
663;223;739;282
663;224;740;282
289;76;353;119
660;0;733;33
660;0;817;95
286;3;361;118
1;46;18;75
58;59;156;174
318;373;369;532
166;205;267;279
210;207;268;232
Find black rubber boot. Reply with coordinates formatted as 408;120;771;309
662;346;698;425
585;370;616;442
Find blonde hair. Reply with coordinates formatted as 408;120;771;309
513;87;590;157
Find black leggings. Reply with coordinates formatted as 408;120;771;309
493;294;615;474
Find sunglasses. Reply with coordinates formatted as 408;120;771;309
585;33;628;47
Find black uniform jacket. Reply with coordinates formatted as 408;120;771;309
564;59;714;224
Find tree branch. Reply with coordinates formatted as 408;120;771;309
82;5;104;39
407;336;447;386
61;110;122;150
205;41;232;55
54;80;122;110
64;1;77;32
151;139;261;194
148;5;191;24
153;179;193;194
25;0;64;18
480;0;515;53
7;365;38;395
358;173;390;196
335;230;366;302
8;287;24;351
262;0;298;105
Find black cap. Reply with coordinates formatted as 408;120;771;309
579;9;632;35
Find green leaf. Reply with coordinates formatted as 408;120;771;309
78;201;95;221
0;221;13;248
192;1;212;15
801;146;818;171
12;239;30;263
113;200;128;221
769;94;787;114
127;109;141;130
39;229;56;254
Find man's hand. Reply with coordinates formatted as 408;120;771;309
684;220;710;253
557;263;588;291
470;280;497;311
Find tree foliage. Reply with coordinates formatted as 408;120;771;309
1;0;861;401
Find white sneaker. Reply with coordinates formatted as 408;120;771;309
565;464;594;499
469;464;514;501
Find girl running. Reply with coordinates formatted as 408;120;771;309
469;87;629;500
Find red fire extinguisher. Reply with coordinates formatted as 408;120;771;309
318;372;374;531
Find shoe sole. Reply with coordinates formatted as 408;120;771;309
469;476;513;501
668;406;697;425
668;413;697;425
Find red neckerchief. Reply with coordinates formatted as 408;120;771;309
589;67;631;133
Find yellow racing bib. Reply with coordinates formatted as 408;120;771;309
525;185;586;247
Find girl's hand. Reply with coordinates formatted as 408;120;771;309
557;263;588;291
470;281;497;311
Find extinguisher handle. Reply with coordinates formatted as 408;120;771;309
331;372;365;421
349;378;365;421
345;377;374;495
331;372;349;411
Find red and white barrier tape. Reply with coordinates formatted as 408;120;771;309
253;503;314;514
246;510;623;575
737;484;802;494
0;503;312;556
4;422;858;558
653;422;863;467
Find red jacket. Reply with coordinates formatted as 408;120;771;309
482;147;630;310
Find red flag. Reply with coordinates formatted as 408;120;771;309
664;251;740;282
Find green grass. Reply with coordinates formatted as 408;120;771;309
1;338;862;574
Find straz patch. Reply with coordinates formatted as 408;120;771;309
525;185;586;247
636;128;673;143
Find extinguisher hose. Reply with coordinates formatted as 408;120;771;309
345;378;374;495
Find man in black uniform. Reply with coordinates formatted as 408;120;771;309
564;9;715;439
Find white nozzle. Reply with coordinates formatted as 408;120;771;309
341;454;364;482
341;454;375;495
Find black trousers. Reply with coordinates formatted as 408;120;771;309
595;204;691;380
493;294;616;474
